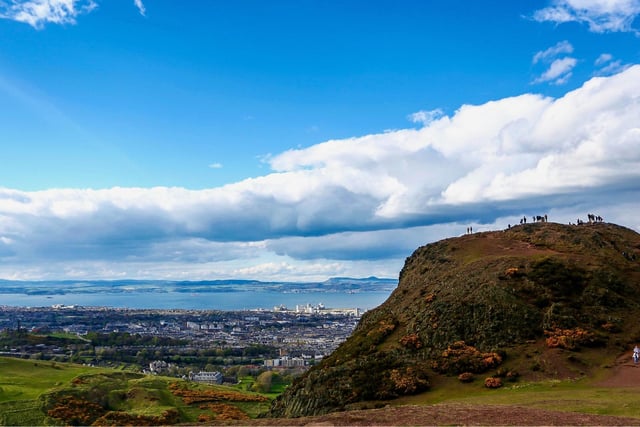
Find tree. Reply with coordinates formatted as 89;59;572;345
237;366;250;378
252;371;273;393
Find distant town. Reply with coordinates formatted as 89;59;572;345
0;303;365;383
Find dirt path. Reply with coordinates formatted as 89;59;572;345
229;404;640;426
596;351;640;387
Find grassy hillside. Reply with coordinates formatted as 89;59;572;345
269;222;640;418
0;357;270;425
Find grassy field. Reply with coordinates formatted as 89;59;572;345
0;357;272;426
0;358;112;402
0;358;113;425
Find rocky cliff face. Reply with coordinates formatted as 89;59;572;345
269;222;640;418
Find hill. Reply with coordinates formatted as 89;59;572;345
0;276;396;296
0;357;270;425
268;221;640;418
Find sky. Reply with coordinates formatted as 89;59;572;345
0;0;639;282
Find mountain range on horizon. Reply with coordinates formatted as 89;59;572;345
0;276;398;295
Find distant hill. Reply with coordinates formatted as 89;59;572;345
0;276;397;296
268;222;640;418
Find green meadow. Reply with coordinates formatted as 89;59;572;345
0;357;271;426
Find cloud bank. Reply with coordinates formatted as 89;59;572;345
1;66;640;280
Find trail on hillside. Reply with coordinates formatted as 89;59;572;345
230;404;640;426
597;351;640;387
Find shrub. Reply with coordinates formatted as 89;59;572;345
432;341;503;375
46;395;106;426
505;370;519;382
545;327;599;350
388;366;430;395
484;377;503;388
399;334;423;350
529;258;585;297
205;403;249;420
504;267;524;278
367;320;396;338
457;372;474;383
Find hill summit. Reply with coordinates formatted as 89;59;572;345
269;221;640;418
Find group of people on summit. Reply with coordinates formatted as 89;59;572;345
572;213;604;226
471;212;605;235
519;214;548;225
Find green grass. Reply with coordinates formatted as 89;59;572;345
235;375;255;391
0;400;45;426
0;357;275;425
0;358;115;425
0;358;110;402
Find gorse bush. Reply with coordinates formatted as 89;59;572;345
46;395;105;426
432;341;502;375
399;333;423;350
545;327;602;350
484;377;503;388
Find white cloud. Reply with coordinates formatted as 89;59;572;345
533;0;640;33
0;0;148;27
133;0;145;16
596;59;629;75
532;41;577;85
532;40;574;64
208;162;223;169
593;54;630;76
408;109;444;125
1;66;640;280
595;53;613;65
533;57;578;84
0;0;97;29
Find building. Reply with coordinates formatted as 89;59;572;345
264;356;306;368
189;371;223;384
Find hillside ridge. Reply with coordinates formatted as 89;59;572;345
268;222;640;418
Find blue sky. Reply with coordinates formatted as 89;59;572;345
1;0;640;281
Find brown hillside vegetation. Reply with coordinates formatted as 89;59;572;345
268;222;640;419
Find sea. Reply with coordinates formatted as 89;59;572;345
0;290;392;311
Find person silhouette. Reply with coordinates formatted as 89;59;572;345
634;345;640;364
